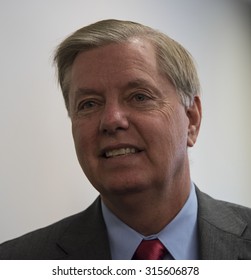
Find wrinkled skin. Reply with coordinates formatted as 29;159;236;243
68;38;201;234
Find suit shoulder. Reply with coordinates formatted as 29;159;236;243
221;200;251;226
197;188;251;238
197;188;251;217
0;212;79;259
0;198;101;259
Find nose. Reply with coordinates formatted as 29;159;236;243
99;101;129;135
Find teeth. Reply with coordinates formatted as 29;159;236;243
105;148;136;158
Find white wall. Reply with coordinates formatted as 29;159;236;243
0;0;251;243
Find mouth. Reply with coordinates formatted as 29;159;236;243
101;146;142;159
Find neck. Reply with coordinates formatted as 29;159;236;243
101;174;191;236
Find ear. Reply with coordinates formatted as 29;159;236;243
186;96;202;147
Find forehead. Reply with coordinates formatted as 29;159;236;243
70;38;160;89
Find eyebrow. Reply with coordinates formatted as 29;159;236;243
124;78;154;90
74;78;159;98
74;88;100;96
123;78;162;97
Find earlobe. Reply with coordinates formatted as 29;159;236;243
186;96;202;147
187;125;196;147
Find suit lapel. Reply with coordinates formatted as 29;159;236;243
196;188;249;259
56;197;112;259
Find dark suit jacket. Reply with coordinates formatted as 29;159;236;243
1;188;251;259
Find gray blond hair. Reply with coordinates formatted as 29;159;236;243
54;19;200;112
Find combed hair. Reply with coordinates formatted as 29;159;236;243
54;19;200;112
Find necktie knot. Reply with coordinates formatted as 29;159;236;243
132;239;167;260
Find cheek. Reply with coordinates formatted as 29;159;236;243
145;105;188;158
72;122;96;164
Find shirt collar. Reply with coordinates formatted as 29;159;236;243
101;183;198;260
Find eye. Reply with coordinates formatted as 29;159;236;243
80;100;96;110
133;93;150;102
77;99;100;114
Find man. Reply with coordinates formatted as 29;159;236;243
0;19;251;260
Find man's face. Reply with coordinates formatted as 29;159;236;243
69;38;198;198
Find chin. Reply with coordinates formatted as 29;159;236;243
94;178;150;196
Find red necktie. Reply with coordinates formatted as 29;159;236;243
132;239;167;260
